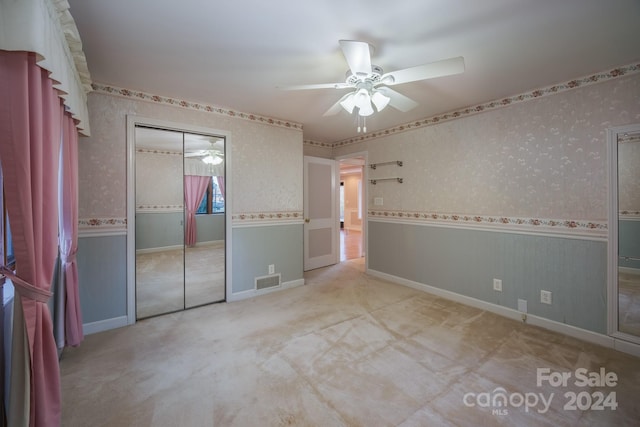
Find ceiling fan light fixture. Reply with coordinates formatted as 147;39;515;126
202;154;223;165
358;101;374;117
339;93;356;114
371;90;390;112
354;88;370;109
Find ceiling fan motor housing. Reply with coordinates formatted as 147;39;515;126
345;65;384;86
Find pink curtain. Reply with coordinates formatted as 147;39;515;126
60;113;83;347
0;51;63;426
216;176;225;200
184;175;210;247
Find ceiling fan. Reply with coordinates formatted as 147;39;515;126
282;40;465;125
185;149;224;165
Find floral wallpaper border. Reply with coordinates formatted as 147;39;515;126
369;210;607;237
78;218;128;235
136;148;182;155
303;139;333;148
91;83;304;132
620;211;640;218
78;212;306;231
79;217;127;227
231;211;304;224
618;133;640;144
136;204;184;212
79;211;610;235
333;62;640;148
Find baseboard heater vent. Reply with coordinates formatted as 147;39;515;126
255;273;281;290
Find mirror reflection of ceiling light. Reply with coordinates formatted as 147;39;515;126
202;154;223;165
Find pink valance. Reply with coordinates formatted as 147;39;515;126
0;0;92;135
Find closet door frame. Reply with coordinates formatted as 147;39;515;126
126;115;232;325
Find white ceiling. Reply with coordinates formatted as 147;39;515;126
68;0;640;144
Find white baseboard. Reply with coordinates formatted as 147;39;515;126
136;241;224;255
194;240;224;248
81;278;306;333
367;269;640;358
83;315;128;335
136;244;183;255
618;266;640;276
613;338;640;357
228;278;305;302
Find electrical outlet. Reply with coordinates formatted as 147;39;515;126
374;197;383;206
268;264;275;275
540;290;552;305
493;278;502;292
518;299;527;313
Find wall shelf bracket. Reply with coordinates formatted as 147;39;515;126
370;177;403;185
369;160;402;170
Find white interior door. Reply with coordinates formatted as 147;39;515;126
304;156;338;271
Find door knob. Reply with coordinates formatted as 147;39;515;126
305;218;310;223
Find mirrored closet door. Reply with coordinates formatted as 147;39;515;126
135;126;226;319
616;127;640;340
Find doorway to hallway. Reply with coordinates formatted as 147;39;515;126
338;153;366;262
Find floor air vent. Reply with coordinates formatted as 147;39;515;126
255;273;281;290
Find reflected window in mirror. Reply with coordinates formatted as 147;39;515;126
196;176;225;214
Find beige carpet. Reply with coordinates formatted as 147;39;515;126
61;258;640;426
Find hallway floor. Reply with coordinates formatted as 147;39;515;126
340;228;362;261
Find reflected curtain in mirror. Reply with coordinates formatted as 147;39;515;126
184;175;211;247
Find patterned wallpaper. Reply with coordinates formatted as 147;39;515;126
302;140;333;159
135;149;183;211
335;73;640;236
78;90;303;230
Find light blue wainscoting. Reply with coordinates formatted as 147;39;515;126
368;221;607;334
135;212;183;250
619;219;640;270
195;213;225;243
77;234;128;325
136;212;225;250
232;224;303;294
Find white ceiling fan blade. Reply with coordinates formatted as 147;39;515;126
382;56;465;86
185;149;225;158
339;40;372;76
376;87;419;112
184;150;208;157
279;82;351;91
323;92;355;116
